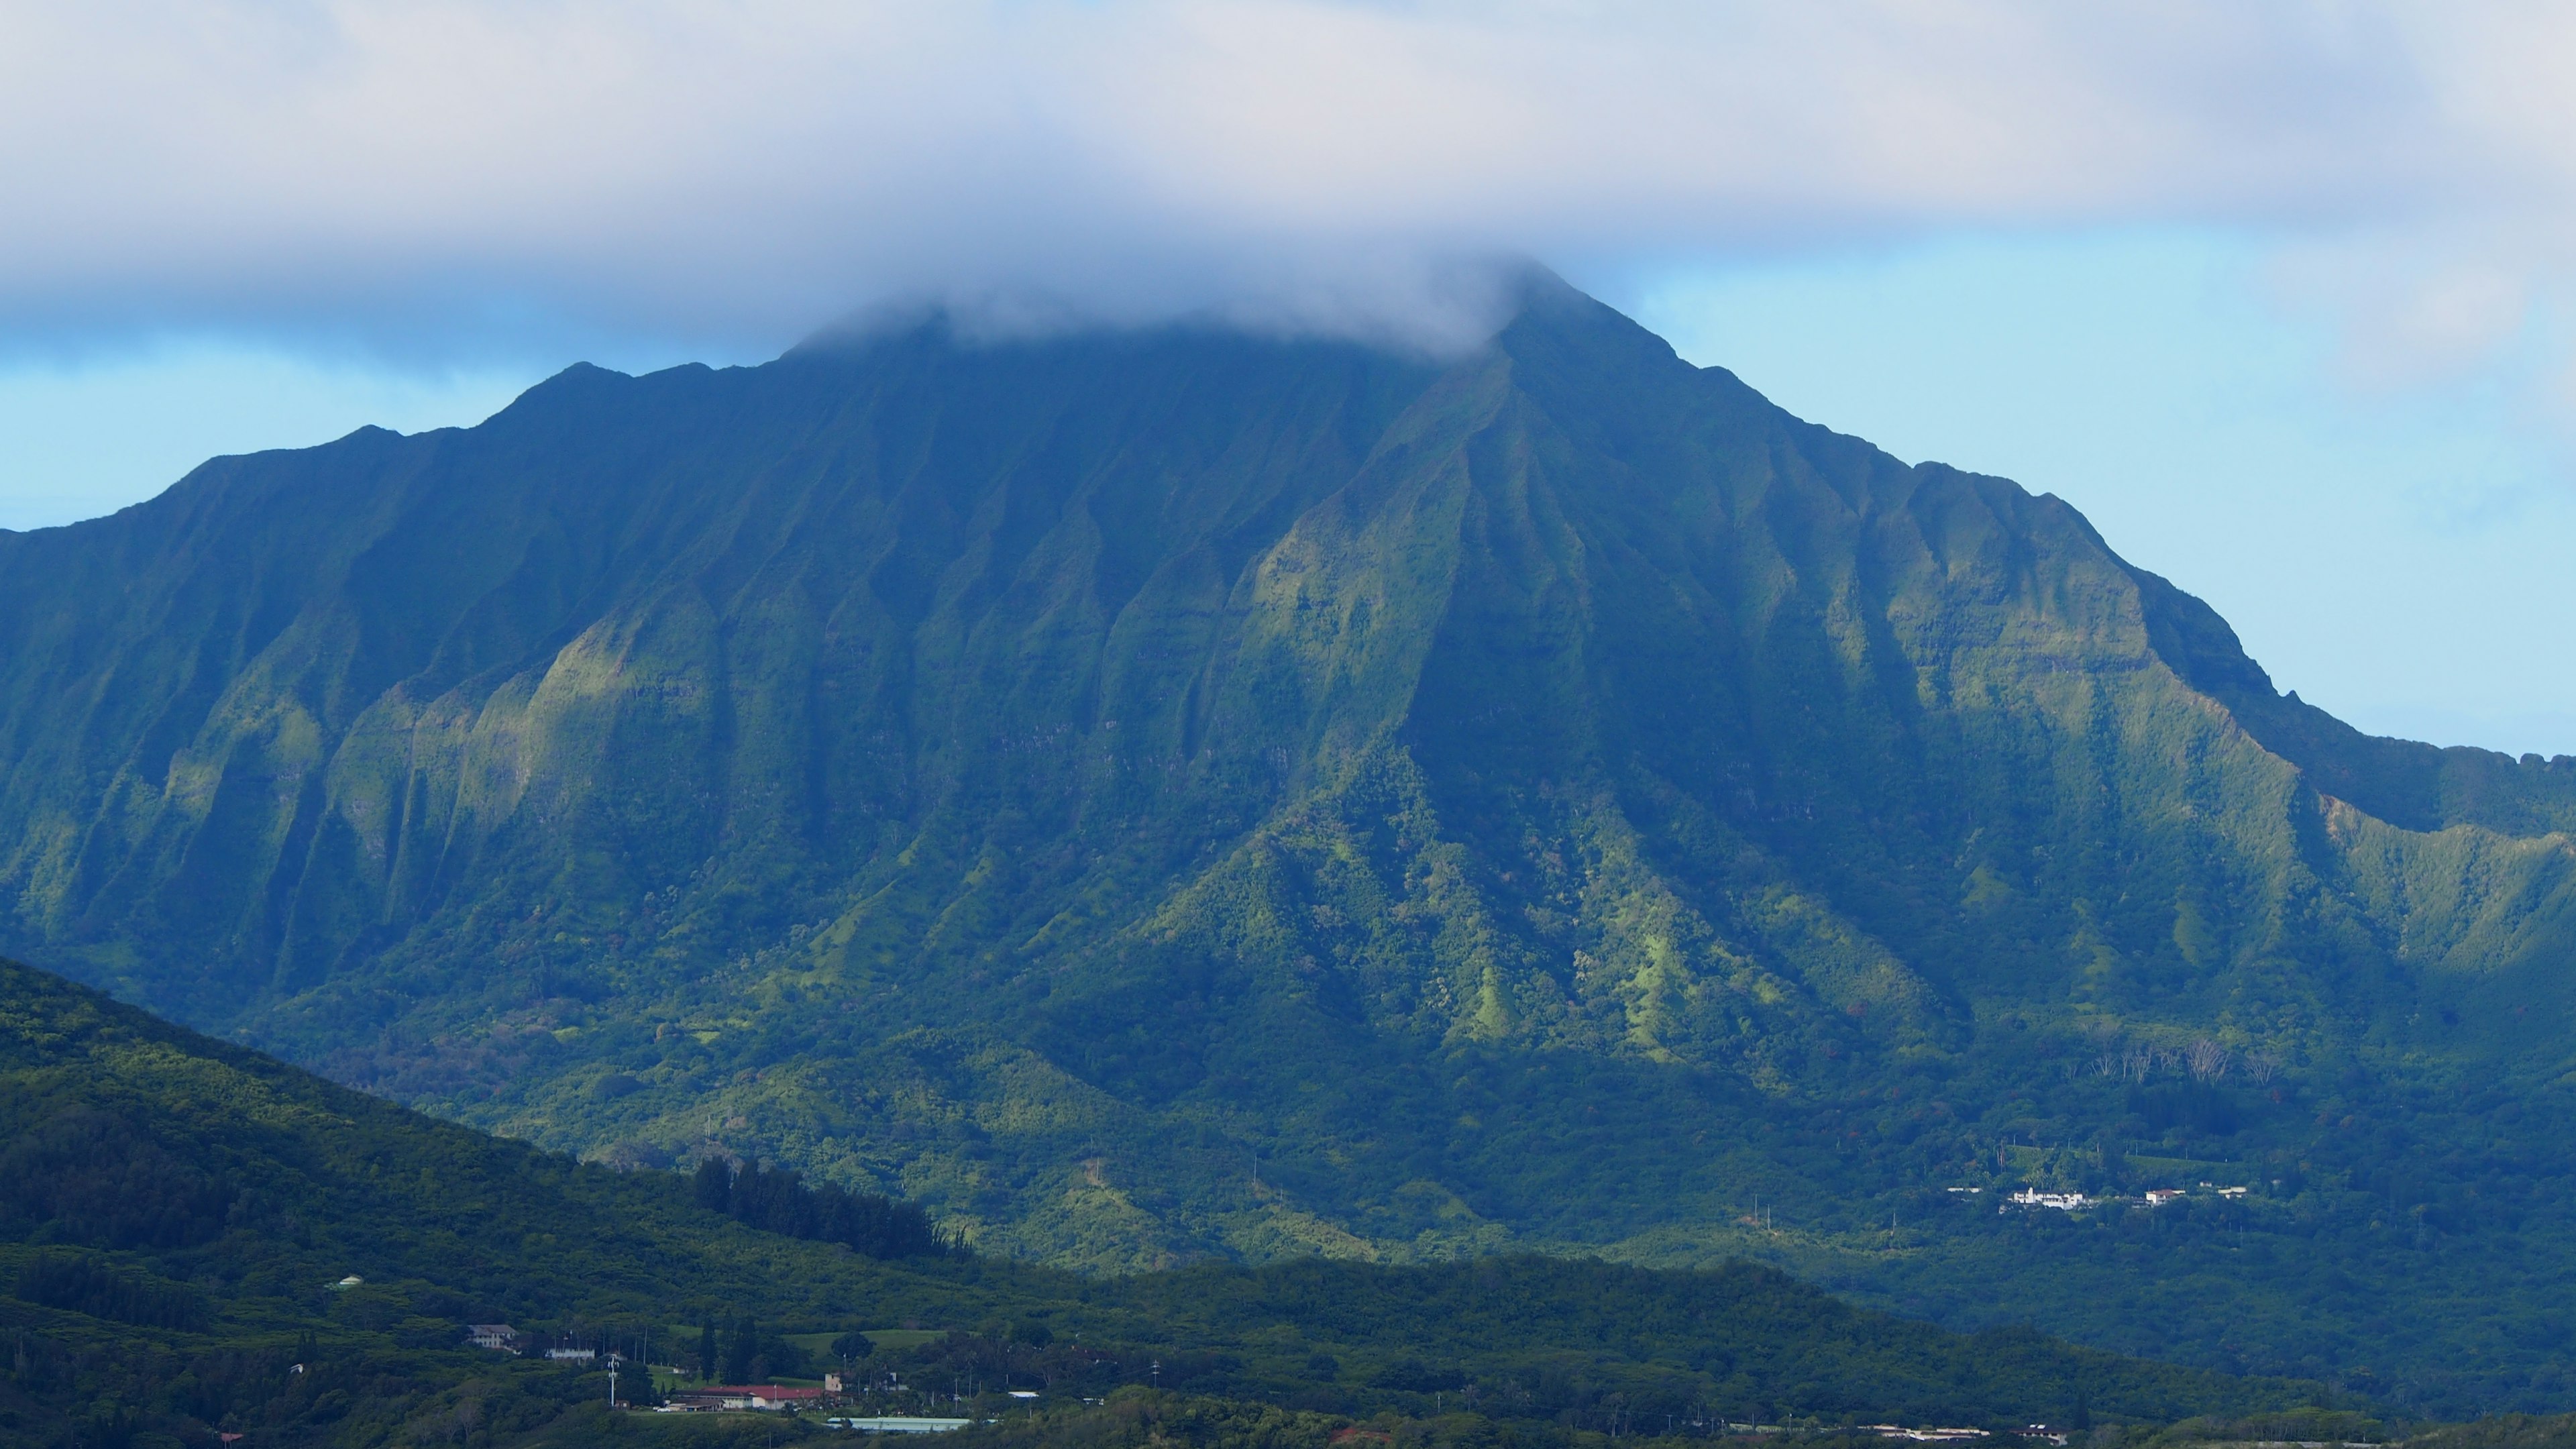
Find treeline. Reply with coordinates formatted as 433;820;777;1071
682;1313;829;1384
692;1155;961;1260
1094;1256;2284;1430
12;1250;210;1330
954;1392;1351;1449
810;1255;2299;1436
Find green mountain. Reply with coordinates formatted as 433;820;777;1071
3;276;2575;1412
0;954;2290;1446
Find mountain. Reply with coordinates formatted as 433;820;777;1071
3;275;2575;1413
0;955;2290;1446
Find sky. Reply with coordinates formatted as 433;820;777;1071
2;2;2575;754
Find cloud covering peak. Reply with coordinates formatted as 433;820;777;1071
4;2;2572;359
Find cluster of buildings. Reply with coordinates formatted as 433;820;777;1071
1858;1425;2065;1445
456;1326;975;1426
462;1324;608;1361
653;1385;971;1431
1994;1183;2251;1214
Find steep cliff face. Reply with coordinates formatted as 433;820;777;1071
0;324;1438;1016
4;278;2575;1405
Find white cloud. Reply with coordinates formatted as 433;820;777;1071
2;2;2575;358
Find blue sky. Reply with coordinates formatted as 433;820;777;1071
0;345;542;533
1;3;2572;755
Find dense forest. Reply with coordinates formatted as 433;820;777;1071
692;1157;959;1261
0;955;2306;1446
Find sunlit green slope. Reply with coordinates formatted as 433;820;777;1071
3;276;2575;1412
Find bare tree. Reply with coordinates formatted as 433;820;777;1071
2188;1038;2231;1083
2246;1054;2279;1086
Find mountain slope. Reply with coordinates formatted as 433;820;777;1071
0;951;988;1444
0;955;2290;1446
2;278;2574;1411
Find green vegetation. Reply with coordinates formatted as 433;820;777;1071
692;1157;961;1260
0;957;2302;1445
3;276;2575;1413
2395;1415;2576;1449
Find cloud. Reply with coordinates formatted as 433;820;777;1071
2;2;2573;359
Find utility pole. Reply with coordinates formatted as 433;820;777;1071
608;1354;620;1409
